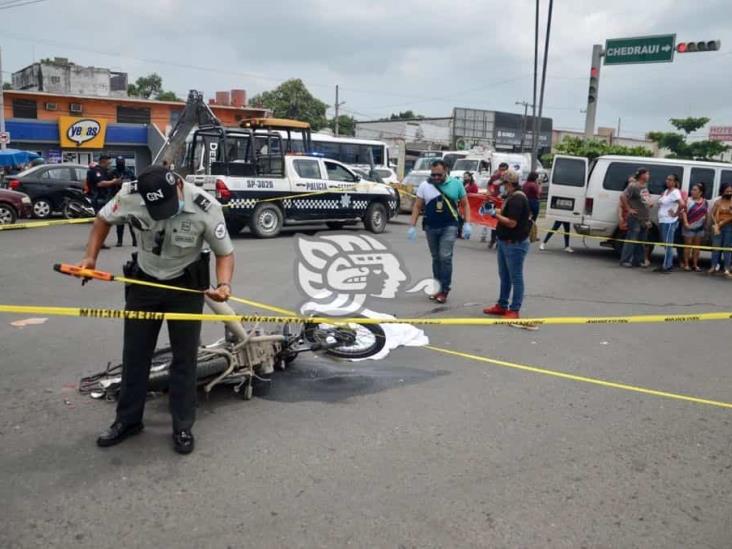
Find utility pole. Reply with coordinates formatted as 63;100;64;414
334;85;346;137
515;100;532;153
532;0;553;171
584;44;603;139
0;46;6;150
530;0;539;170
616;116;621;140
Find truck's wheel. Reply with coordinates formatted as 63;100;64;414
250;203;283;238
363;202;387;234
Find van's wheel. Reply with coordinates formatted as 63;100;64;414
32;199;52;219
249;203;283;238
363;202;387;233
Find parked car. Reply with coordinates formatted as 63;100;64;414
371;167;400;185
6;164;90;219
0;188;33;224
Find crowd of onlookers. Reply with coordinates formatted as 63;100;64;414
617;168;732;277
458;163;732;277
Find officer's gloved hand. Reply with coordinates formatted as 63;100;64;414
407;226;417;241
462;223;473;240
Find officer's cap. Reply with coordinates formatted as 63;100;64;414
137;165;180;220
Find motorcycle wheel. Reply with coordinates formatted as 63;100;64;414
63;199;88;219
303;316;386;360
146;348;230;392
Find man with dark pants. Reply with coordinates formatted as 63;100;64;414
408;159;472;303
483;171;532;322
78;165;235;454
85;155;121;250
619;168;652;268
110;156;137;247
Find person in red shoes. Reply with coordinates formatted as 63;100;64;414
483;170;531;320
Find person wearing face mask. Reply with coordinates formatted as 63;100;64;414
483;162;509;248
708;183;732;278
408;159;471;303
77;165;235;455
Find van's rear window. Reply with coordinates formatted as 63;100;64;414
603;162;683;195
552;158;586;187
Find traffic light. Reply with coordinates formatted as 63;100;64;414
588;66;599;104
676;40;721;53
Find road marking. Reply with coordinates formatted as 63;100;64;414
424;345;732;410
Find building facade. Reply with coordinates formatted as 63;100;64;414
12;58;128;98
355;107;553;164
551;128;661;157
2;90;268;173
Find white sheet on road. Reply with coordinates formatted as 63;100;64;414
300;305;429;361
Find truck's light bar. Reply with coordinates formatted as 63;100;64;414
286;152;325;158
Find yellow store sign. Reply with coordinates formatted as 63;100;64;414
59;116;107;149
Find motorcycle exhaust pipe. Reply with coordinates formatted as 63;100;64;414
204;296;249;344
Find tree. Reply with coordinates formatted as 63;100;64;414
127;72;180;101
155;90;181;102
647;116;729;160
127;73;163;99
542;137;653;167
2;82;11;90
249;79;328;130
380;110;424;121
328;115;356;136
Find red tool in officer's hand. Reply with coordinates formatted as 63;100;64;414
54;263;114;285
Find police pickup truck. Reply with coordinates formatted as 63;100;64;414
187;153;398;238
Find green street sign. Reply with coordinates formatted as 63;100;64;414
604;34;676;65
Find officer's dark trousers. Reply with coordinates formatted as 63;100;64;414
116;224;137;246
116;280;204;432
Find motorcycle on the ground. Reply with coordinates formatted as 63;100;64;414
80;298;386;401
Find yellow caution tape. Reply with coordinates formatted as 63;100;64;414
1;304;731;327
542;227;732;252
0;217;94;231
425;345;732;410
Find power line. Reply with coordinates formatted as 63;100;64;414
0;0;47;10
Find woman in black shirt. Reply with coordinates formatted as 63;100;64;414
483;171;531;320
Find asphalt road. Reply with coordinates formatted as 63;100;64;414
1;216;731;548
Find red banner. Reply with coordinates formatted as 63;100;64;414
464;193;502;228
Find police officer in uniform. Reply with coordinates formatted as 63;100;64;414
78;165;235;454
85;155;121;250
110;156;137;247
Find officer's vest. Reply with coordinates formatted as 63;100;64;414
424;187;460;229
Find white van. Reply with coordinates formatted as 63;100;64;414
546;154;732;250
451;156;493;189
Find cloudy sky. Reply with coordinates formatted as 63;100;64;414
2;0;730;139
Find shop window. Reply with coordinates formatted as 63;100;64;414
12;99;37;119
117;106;151;124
